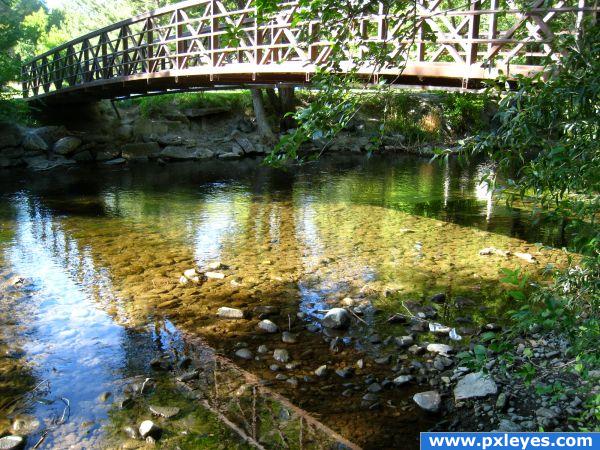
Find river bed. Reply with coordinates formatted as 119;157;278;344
0;154;570;449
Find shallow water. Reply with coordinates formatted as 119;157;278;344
0;154;570;449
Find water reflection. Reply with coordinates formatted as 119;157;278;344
0;154;571;449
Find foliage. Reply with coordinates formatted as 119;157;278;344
123;91;253;118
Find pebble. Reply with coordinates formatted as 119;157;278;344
393;375;413;386
335;367;354;379
217;307;244;319
367;383;382;393
123;425;140;440
374;355;391;365
395;335;414;347
430;293;446;303
273;349;290;363
235;348;253;360
205;271;225;279
257;345;269;354
454;372;498;400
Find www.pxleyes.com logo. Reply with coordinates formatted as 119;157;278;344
421;432;600;450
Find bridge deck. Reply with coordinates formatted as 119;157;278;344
21;0;596;104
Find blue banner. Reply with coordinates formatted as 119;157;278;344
421;432;600;450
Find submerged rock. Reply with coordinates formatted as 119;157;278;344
217;307;244;319
205;271;225;280
273;349;290;363
322;308;351;329
235;348;253;360
149;405;180;418
0;436;24;450
257;319;279;333
413;391;441;413
454;372;498;400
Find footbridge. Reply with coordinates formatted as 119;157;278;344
21;0;596;104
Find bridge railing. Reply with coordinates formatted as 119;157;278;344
21;0;596;99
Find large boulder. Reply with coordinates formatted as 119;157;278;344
22;133;48;152
121;142;160;160
454;372;498;401
53;137;82;156
322;308;351;329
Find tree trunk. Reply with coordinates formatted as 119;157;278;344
278;86;296;132
250;88;275;143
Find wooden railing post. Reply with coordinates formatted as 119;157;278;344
101;32;108;79
176;9;185;70
147;19;155;73
487;0;498;62
122;26;130;75
211;0;219;69
21;65;28;98
467;0;481;66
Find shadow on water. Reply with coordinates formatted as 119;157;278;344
0;154;574;449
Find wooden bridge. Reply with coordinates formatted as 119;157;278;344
21;0;596;104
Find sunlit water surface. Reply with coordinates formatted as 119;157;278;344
0;155;570;449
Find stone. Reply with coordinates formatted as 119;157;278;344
426;343;453;356
123;426;140;440
121;142;160;160
413;391;441;413
235;348;253;360
0;436;24;450
367;383;382;393
314;365;328;377
177;370;199;382
73;150;93;162
102;157;127;165
496;392;508;410
217;307;244;319
496;419;522;432
536;407;559;420
429;322;452;334
335;367;354;379
341;297;355;307
24;156;75;171
257;345;269;354
387;313;408;324
22;133;48;152
99;391;112;402
374;355;391;365
160;146;214;160
32;125;67;146
454;372;498;401
205;271;225;280
237;117;255;133
479;247;509;257
273;349;290;363
322;308;351;329
0;123;23;148
282;331;297;343
149;405;180;418
515;252;536;263
393;375;413;386
395;335;414;348
408;344;425;355
258;319;279;333
53;136;82;155
138;420;160;439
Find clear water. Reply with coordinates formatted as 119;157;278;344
0;154;569;449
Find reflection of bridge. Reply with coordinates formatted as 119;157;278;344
21;0;596;103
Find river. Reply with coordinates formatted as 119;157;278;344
0;154;569;449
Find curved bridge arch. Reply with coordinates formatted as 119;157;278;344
21;0;596;104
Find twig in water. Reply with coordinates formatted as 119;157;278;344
33;430;49;449
59;397;70;424
347;307;367;325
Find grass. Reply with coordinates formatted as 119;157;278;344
121;90;253;119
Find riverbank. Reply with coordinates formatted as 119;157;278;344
0;90;487;171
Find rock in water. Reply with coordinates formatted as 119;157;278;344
426;343;453;356
281;331;297;343
454;372;498;400
393;375;413;386
322;308;351;329
235;348;253;360
217;307;244;319
413;391;441;413
0;436;24;450
257;319;279;333
149;405;180;418
273;349;290;363
314;365;328;377
205;271;225;279
139;420;161;439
